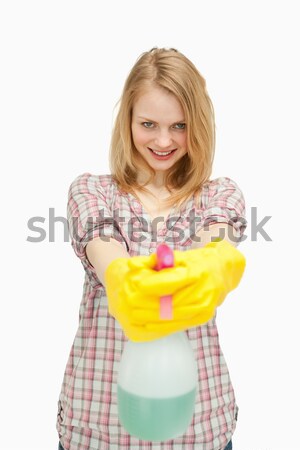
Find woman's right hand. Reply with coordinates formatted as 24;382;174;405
104;252;185;342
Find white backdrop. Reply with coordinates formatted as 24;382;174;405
1;1;299;449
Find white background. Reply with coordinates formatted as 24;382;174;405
1;1;299;449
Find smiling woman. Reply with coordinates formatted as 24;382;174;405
56;47;246;450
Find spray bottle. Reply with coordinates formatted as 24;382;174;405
117;244;198;442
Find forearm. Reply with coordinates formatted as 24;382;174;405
86;237;130;287
190;223;240;249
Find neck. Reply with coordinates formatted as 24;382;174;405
137;171;167;190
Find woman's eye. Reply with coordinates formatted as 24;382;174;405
141;122;185;129
142;122;154;128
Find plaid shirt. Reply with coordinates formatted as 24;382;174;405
56;172;246;450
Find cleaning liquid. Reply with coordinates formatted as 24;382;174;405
117;332;197;441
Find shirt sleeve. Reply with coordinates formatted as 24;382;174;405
200;177;247;241
67;172;129;277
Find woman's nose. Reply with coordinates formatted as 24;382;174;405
154;129;173;148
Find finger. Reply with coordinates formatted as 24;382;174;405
124;290;159;310
172;283;222;307
126;282;221;321
171;281;202;307
135;266;190;294
131;296;217;324
173;248;199;264
127;253;157;270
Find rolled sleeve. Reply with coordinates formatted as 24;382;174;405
67;173;129;274
200;177;247;240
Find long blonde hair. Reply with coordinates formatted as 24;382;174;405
109;47;216;212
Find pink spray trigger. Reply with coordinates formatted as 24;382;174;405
155;244;174;320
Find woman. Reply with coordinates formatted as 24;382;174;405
56;47;246;450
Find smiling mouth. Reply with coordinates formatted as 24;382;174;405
148;148;177;156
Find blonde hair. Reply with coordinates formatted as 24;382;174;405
109;47;216;212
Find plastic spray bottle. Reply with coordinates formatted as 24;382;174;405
117;244;198;441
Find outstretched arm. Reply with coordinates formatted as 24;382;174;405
86;237;130;287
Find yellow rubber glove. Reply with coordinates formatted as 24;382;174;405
104;240;246;342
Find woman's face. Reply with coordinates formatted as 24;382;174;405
131;86;188;182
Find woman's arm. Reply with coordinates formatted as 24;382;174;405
86;238;130;287
190;223;240;249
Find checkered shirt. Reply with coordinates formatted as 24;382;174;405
56;172;246;450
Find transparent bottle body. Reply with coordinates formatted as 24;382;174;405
117;331;198;441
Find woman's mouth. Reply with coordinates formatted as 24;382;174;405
148;147;177;160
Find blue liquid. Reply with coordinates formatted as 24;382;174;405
117;385;196;441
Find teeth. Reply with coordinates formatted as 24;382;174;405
152;150;173;156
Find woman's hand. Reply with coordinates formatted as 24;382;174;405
104;240;246;342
